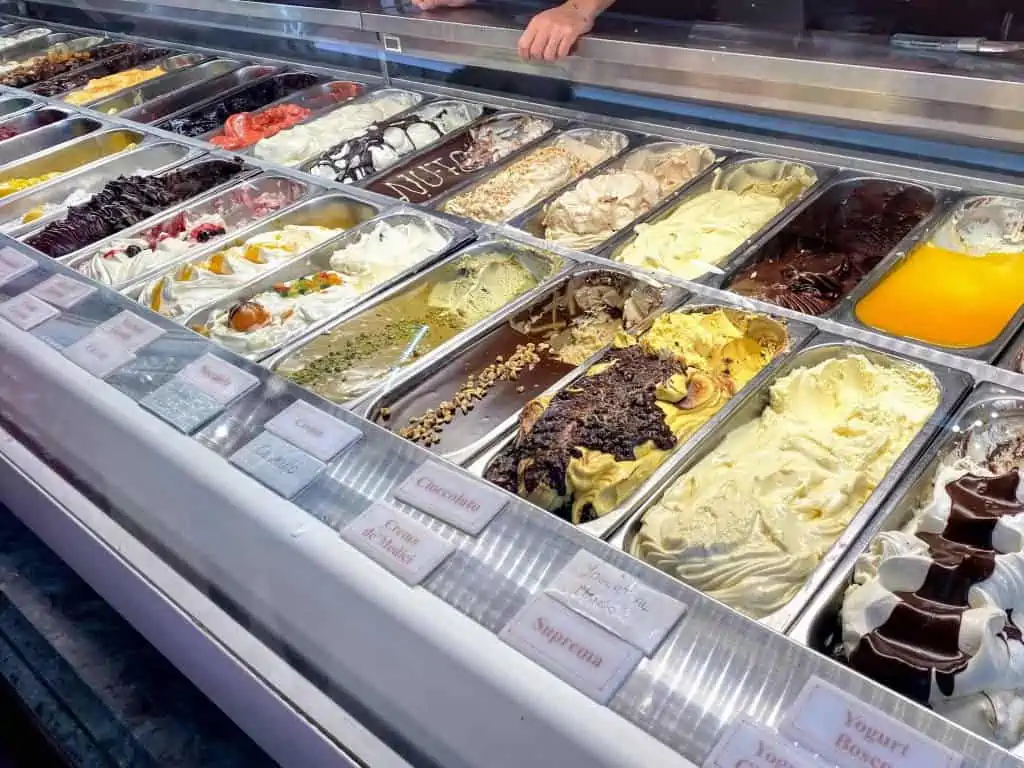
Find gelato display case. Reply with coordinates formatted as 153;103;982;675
1;2;1024;767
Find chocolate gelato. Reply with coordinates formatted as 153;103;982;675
0;42;135;89
25;158;245;258
726;180;934;315
162;73;320;137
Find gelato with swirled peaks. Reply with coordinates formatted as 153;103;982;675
615;160;816;279
541;144;715;251
631;353;938;619
484;309;788;524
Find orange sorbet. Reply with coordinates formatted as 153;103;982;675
855;242;1024;348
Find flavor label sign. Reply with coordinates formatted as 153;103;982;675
780;677;962;768
340;502;455;586
230;431;326;499
546;551;686;655
63;331;135;378
265;399;361;462
0;293;58;330
29;274;95;308
178;353;259;405
394;460;507;535
500;593;642;704
705;720;823;768
0;247;35;285
96;311;164;352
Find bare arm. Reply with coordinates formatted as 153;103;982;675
519;0;616;60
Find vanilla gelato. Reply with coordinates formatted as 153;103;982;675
631;353;939;619
541;144;714;250
138;225;341;318
442;131;627;224
254;90;421;167
616;160;816;279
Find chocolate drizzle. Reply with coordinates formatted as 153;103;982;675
484;344;684;524
727;180;934;315
25;159;244;258
849;470;1024;705
310;113;447;183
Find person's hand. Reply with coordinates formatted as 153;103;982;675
410;0;474;9
518;2;593;61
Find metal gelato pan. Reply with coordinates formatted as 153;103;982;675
112;63;281;124
717;174;944;320
0;96;37;120
0;115;103;170
85;56;239;114
615;333;970;634
786;383;1013;721
265;238;571;408
435;126;631;224
0;31;74;61
0;127;146;203
125;192;384;317
511;138;724;254
0;107;70;143
0;141;202;236
464;300;813;541
64;173;314;284
181;208;472;361
29;43;175;96
58;51;207;107
364;262;686;467
599;155;830;286
839;192;1024;362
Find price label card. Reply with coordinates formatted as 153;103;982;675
0;293;58;330
500;593;642;704
340;502;455;586
63;331;135;378
780;677;962;768
545;551;686;655
265;399;361;462
97;311;164;352
229;431;325;499
394;460;507;535
141;378;226;434
29;274;96;308
0;247;35;285
705;720;823;768
177;353;259;405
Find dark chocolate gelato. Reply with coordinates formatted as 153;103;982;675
726;180;934;315
30;46;171;97
25;158;245;258
161;73;319;137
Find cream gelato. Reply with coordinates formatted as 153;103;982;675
541;144;715;251
138;225;341;318
484;309;788;525
442;131;627;224
616;160;817;279
278;251;548;404
839;422;1024;748
254;90;421;167
631;353;939;620
192;217;451;358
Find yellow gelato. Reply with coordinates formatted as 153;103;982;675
483;309;789;524
615;160;816;279
631;353;939;619
64;66;167;105
0;171;60;198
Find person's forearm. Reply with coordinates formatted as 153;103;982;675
565;0;615;23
